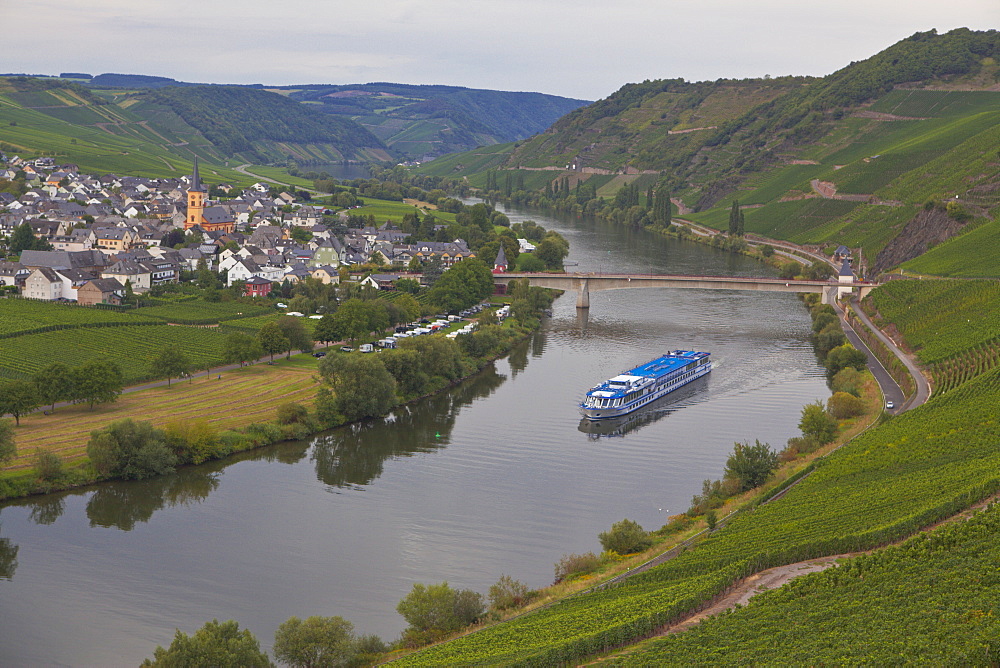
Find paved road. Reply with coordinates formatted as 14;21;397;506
836;298;930;414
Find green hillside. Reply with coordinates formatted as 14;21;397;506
0;76;387;176
281;83;588;160
420;28;1000;276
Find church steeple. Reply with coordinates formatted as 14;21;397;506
185;157;207;229
190;156;205;192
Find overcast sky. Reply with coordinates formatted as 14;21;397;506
5;1;997;101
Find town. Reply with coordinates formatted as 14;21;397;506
0;155;538;303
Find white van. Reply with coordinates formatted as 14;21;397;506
379;338;397;349
359;343;375;353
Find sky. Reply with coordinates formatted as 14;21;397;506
4;1;997;101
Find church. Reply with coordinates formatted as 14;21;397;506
184;158;235;233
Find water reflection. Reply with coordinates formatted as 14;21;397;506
577;376;710;439
0;531;16;580
312;363;507;488
28;496;65;526
87;468;221;531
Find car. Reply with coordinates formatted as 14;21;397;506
276;303;288;308
340;346;354;353
885;400;895;410
312;351;327;358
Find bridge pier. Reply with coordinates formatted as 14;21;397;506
576;278;590;309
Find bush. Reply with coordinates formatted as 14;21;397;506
554;552;600;583
488;574;531;611
276;401;309;425
34;448;65;481
396;582;484;647
799;401;839;445
164;420;220;464
831;367;864;397
828;391;867;419
598;518;652;555
87;419;176;480
245;422;284;447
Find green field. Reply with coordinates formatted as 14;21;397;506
135;299;273;325
902;217;1000;277
612;500;1000;665
0;299;159;337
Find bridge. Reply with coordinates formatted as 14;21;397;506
492;272;877;308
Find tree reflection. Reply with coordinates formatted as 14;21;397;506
508;338;530;378
0;531;17;580
312;364;506;488
28;496;65;526
87;467;221;531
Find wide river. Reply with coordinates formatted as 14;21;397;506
0;206;828;666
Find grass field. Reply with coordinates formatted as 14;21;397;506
902;217;1000;277
1;356;321;472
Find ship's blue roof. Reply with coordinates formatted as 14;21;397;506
587;351;710;397
628;350;708;378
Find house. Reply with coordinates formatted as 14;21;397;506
243;276;273;297
367;273;400;290
93;227;140;252
834;245;852;264
0;261;29;287
23;267;64;300
77;278;125;306
20;249;107;274
309;265;340;285
102;260;152;292
493;245;508;274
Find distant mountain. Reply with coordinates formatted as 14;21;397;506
423;28;1000;276
279;83;589;160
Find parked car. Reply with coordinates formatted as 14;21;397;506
340;346;354;352
276;303;288;308
312;351;327;358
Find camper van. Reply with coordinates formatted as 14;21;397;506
379;338;397;349
359;343;375;353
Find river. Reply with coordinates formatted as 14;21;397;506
0;206;828;666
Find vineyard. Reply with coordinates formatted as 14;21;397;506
392;368;1000;665
612;501;1000;665
0;325;228;384
864;279;1000;392
0;298;159;337
135;299;274;325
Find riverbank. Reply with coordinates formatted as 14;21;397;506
0;312;543;503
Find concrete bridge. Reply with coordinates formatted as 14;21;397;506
492;272;877;308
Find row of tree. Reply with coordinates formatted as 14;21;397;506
0;359;124;426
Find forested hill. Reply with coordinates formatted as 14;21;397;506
282;82;589;160
139;86;385;162
423;28;1000;277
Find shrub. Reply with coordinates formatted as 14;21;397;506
554;552;601;583
34;448;65;481
828;391;867;419
831;367;864;397
488;574;531;611
164;420;220;464
276;401;309;425
723;440;779;493
598;518;652;555
245;422;284;446
87;418;176;480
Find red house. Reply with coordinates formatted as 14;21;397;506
244;276;273;297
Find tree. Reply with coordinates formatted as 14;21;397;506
723;440;779;492
317;354;396;423
728;200;740;235
275;316;313;358
598;518;652;555
517;253;545;272
825;343;868;377
312;314;339;345
327;299;388;344
149;347;192;387
9;222;46;255
258;322;290;362
142;619;271;668
396;277;420;295
0;379;39;426
799;401;838;445
87;418;176;480
396;582;484;646
0;419;15;464
222;332;263;367
273;615;359;668
488;574;531;611
421;256;445;286
533;237;567;270
72;359;124;410
426;259;494;312
831;367;864;397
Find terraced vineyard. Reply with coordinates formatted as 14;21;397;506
392;368;1000;666
611;501;1000;665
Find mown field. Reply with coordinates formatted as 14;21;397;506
1;357;320;472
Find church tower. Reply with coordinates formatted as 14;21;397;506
185;157;206;230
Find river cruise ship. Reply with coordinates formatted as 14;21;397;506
580;350;712;420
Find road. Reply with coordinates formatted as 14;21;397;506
839;297;931;413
